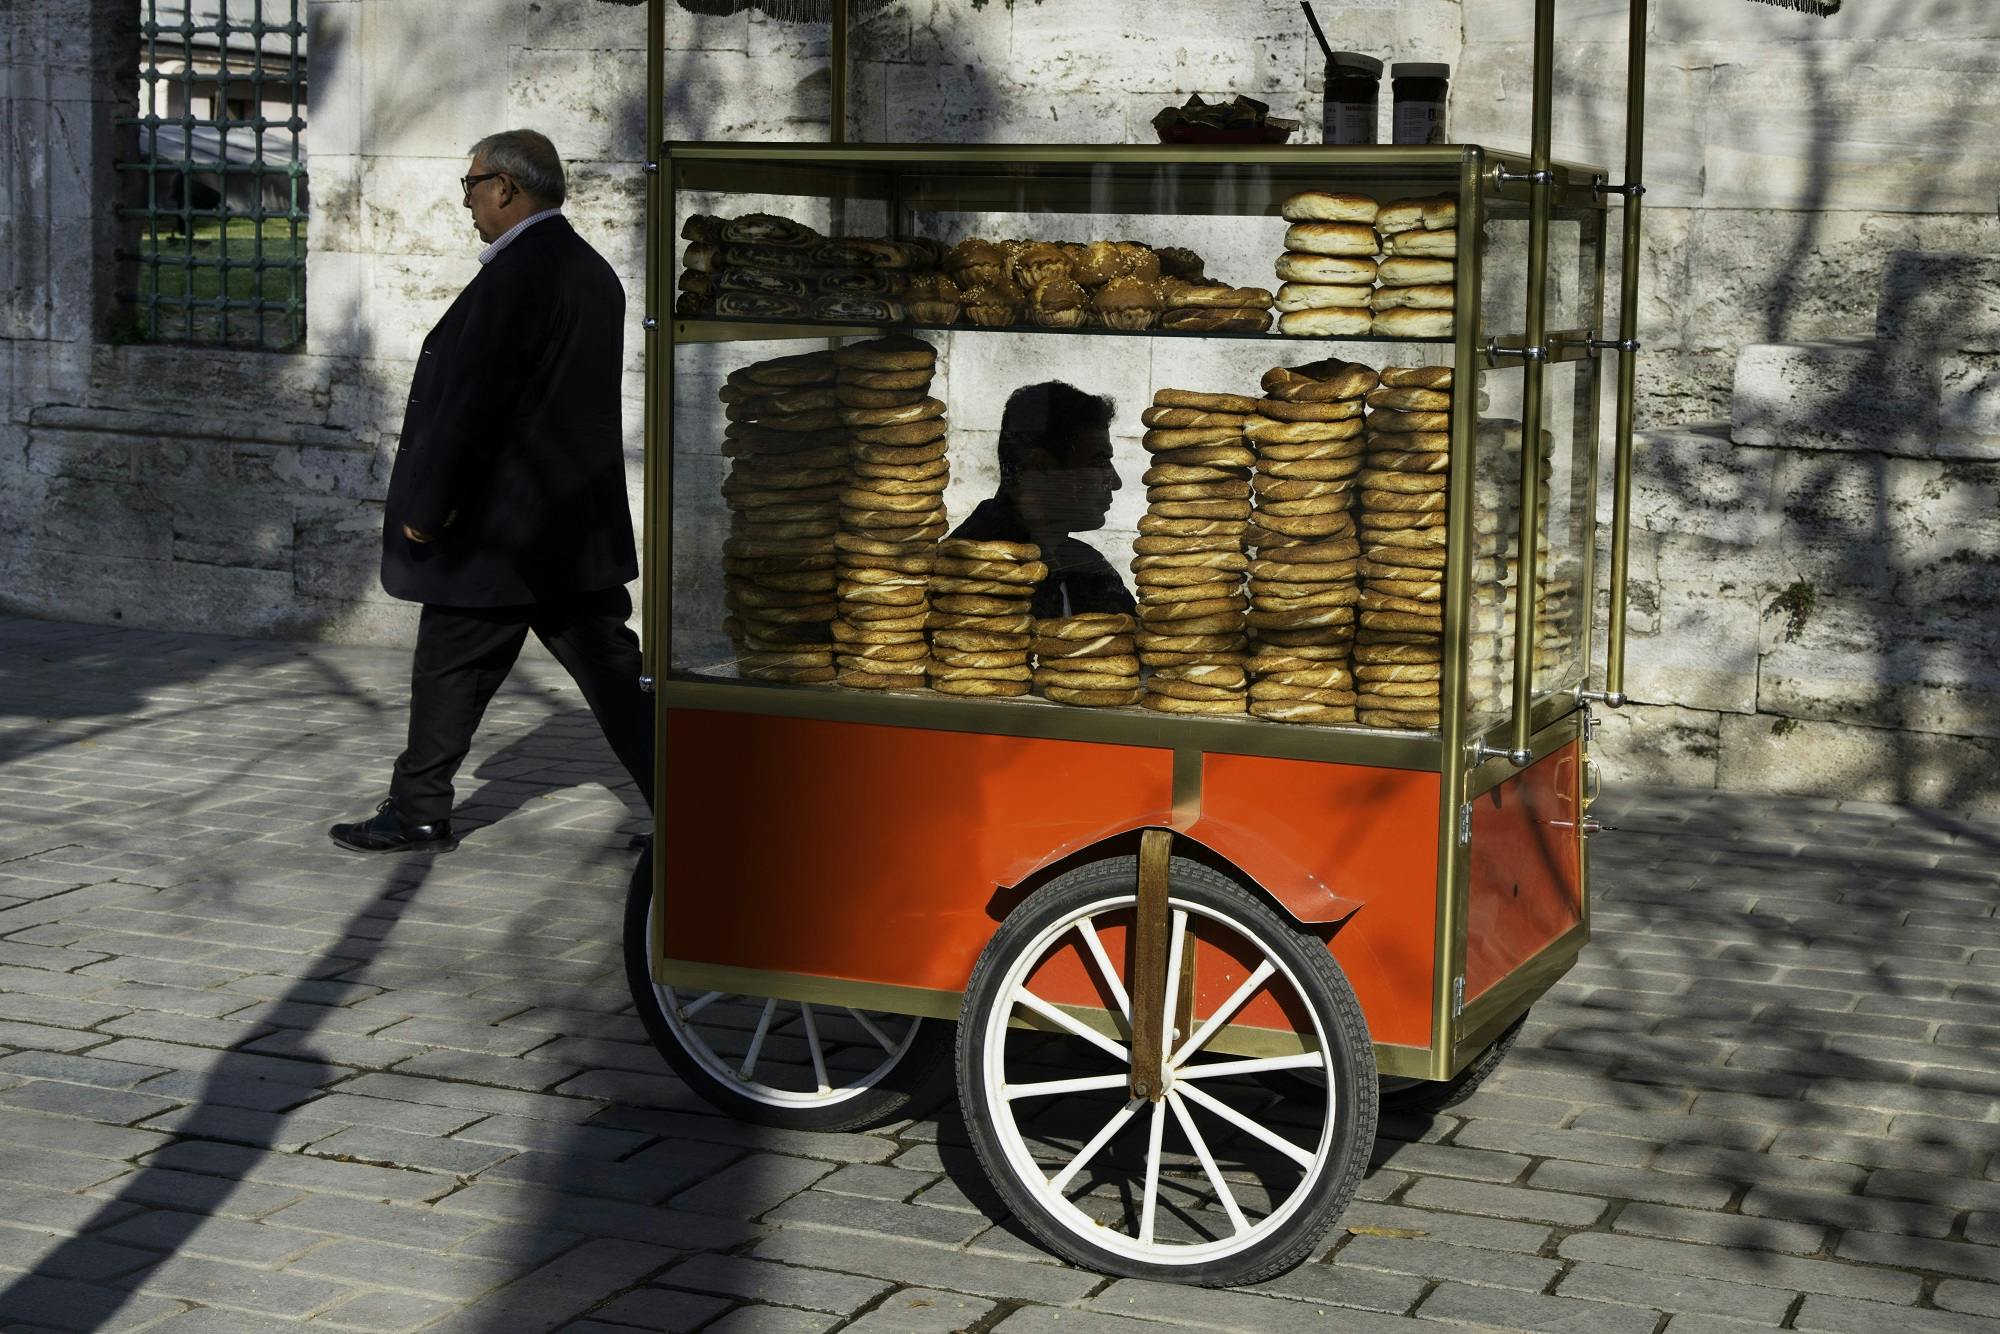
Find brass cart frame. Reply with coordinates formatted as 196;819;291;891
634;0;1647;1089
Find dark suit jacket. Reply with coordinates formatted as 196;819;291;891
951;496;1136;619
381;216;638;607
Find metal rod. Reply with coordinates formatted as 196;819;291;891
1605;0;1646;700
1508;0;1557;762
1130;829;1173;1102
642;0;665;688
1431;145;1487;1080
830;0;849;146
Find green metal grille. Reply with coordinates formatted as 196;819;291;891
116;0;308;350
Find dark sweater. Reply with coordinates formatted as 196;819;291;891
951;496;1136;619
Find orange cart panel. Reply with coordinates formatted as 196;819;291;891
662;710;1175;994
1187;753;1441;1050
1465;741;1584;1002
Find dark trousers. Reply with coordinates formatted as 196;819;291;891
389;586;655;824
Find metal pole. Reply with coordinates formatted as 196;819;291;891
1507;0;1556;761
830;1;849;145
1604;0;1646;702
642;0;664;686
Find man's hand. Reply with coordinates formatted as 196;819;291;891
403;523;434;543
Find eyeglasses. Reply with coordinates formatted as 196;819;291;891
459;172;503;195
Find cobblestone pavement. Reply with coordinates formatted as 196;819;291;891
0;611;1996;1333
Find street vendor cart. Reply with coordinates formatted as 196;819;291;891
624;0;1649;1287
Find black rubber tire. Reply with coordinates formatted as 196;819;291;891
622;847;954;1132
956;854;1378;1287
1378;1012;1527;1115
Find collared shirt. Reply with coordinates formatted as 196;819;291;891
477;208;563;265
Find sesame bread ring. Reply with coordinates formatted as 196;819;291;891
738;350;836;385
935;649;1030;670
1255;397;1363;423
836;384;930;410
843;397;945;428
732;407;846;433
933;629;1031;653
1253;475;1354;502
931;677;1031;697
1380;366;1454;389
1374;197;1429;234
1366;450;1450;473
1143;463;1253;486
1254;666;1356;692
927;576;1027;598
839;487;942;513
1360;590;1441;615
1370;432;1451;456
1369;409;1452;434
842;504;946;527
1149;499;1252;520
1153;389;1265;415
1149;445;1259;469
1252;510;1356;539
1280;191;1380;224
845;476;946;500
1377;257;1455;287
1246;604;1356;630
929;661;1033;683
1133;534;1243;556
1148;678;1248;703
1370;579;1443;601
1044;685;1144;708
854;457;949;483
833;335;937;371
1252;588;1360;613
1372;308;1454;338
1153;663;1248;688
1249;559;1357;584
1162;282;1276;309
928;611;1035;635
843;366;934;391
851;440;946;467
1279;308;1375;338
837;582;927;607
1036;640;1139;666
851;419;947;448
1159;307;1275;334
1359;609;1443;632
1146;482;1250;504
1261;456;1365;482
842;640;932;663
835;670;930;690
1251;646;1354;671
1386;228;1457;258
733;514;838;537
1362;525;1449;549
1141;692;1247;716
724;552;836;574
1246;415;1364;444
1254;535;1359;562
1276;282;1375;312
935;557;1047;584
1140;406;1249;429
1139;581;1241;606
1137;514;1249;537
1372;283;1457;311
722;425;851;454
1250;678;1359;704
1283;222;1379;257
1360;561;1445;582
840;565;928;587
1353;644;1443;666
938;538;1040;563
1255;437;1366;463
1142;426;1248;451
1250;700;1357;725
1363;679;1442;699
1357;469;1447;494
1131;551;1249;573
719;382;839;412
1035;664;1143;690
1366;385;1453;412
1144;594;1249;620
1141;617;1247;640
1262;360;1379;402
1274;253;1380;285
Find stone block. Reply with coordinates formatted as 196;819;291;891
1758;596;2000;741
509;46;647;165
1716;713;2000;817
1009;10;1267;97
1623;427;1780;550
359;155;481;259
169;483;293;572
1590;701;1722;791
1732;341;1938;455
30;475;173;561
25;434;139;483
1877;251;2000;353
357;2;511;158
1704;51;2000;215
668;48;826;142
294;496;394;604
306;4;364;159
1936;353;2000;458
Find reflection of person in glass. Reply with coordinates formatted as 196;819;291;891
951;382;1136;619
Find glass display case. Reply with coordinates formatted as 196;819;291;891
650;143;1611;765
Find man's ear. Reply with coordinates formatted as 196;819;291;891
1022;445;1061;474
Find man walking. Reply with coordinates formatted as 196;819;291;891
331;129;652;853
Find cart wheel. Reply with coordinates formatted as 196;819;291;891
622;849;952;1132
957;855;1377;1286
1379;1012;1527;1115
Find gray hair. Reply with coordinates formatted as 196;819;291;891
468;129;566;206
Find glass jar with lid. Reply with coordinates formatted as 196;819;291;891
1321;51;1382;146
1391;62;1450;144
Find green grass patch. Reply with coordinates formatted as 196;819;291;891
137;216;307;347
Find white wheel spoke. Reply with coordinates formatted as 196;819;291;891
1049;1097;1143;1193
1169;961;1275;1068
1013;987;1130;1064
1138;1098;1166;1246
1168;1089;1249;1236
1003;1073;1133;1102
846;1007;897;1053
1160;909;1187;1054
1175;1052;1327;1081
1177;1081;1318;1172
800;1002;831;1094
739;997;777;1079
1075;920;1131;1023
680;990;728;1019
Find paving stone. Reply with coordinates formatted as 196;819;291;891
412;1237;681;1331
131;1070;323;1113
86;1165;308;1219
1836;1230;2000;1282
1333;1202;1552;1255
699;1306;842;1334
1613;1200;1828;1254
1557;1261;1800;1324
1399;1177;1610;1227
444;1112;650;1159
0;1144;135;1193
992;1309;1181;1332
1371;1139;1532;1183
261;1194;489;1252
1969;1215;2000;1247
1934;1280;2000;1320
583;1286;735;1331
766;1190;992;1246
0;1049;172;1090
333;1072;604;1123
303;1125;516;1177
812;1164;936;1203
835;1287;1001;1333
0;1272;189;1331
1867;1170;2000;1213
313;1289;461;1332
137;1103;349;1152
1738;1183;1960;1238
1416;1279;1665;1333
0;1224;160;1282
1768;1129;1983;1177
479;1142;737;1204
1793;1294;2000;1334
286;1092;486;1137
664;1252;894;1313
284;1236;524;1300
1557;1232;1924;1304
1089;1277;1430;1332
120;1253;359;1317
1450;1119;1660;1167
1528;1159;1742;1210
138;1139;449;1203
430;1180;758;1253
752;1231;1100;1304
1333;1233;1561;1291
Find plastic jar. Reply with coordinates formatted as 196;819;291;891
1321;52;1382;146
1392;62;1450;145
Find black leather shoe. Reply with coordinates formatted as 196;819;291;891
329;800;458;854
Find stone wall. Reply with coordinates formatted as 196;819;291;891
5;0;1998;804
